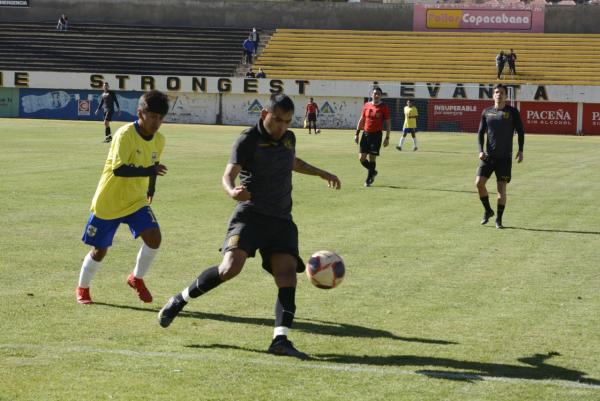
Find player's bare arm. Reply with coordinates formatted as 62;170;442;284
355;116;365;144
293;157;341;189
222;163;251;201
383;119;391;147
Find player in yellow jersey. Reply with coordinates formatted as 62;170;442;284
76;90;170;304
396;99;419;151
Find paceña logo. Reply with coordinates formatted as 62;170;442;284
526;109;572;126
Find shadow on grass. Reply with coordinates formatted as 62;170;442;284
503;226;600;236
187;345;600;387
93;302;455;345
379;185;477;194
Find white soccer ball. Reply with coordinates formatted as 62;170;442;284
306;250;345;289
316;129;321;134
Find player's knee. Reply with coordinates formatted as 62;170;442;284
91;247;107;261
141;229;161;249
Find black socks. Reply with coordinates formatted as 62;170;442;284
275;287;296;328
188;266;222;298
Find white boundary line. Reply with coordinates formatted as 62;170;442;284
2;343;599;390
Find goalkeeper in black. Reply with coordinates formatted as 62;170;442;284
95;82;121;143
475;84;524;229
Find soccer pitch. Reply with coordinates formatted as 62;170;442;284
1;118;599;401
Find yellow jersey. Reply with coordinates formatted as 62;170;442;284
403;106;418;129
91;122;165;219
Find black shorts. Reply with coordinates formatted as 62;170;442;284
477;157;512;183
221;208;305;273
359;131;383;155
307;112;317;122
103;109;114;122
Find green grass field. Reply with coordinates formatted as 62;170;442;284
1;118;599;401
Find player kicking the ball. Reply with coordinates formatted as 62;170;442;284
157;94;341;360
475;83;524;229
76;90;169;304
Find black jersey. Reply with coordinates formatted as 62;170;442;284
97;91;120;112
229;120;296;220
478;104;524;159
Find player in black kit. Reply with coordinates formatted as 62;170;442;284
475;84;524;229
157;93;341;360
95;82;121;143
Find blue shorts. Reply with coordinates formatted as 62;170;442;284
403;128;417;135
82;206;159;248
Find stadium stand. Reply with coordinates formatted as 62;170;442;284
255;29;600;86
0;22;258;76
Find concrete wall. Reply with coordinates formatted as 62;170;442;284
0;0;414;30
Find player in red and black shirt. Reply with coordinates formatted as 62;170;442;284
354;86;391;187
304;98;319;134
476;84;525;229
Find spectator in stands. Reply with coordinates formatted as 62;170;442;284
245;68;256;78
251;27;260;56
496;51;506;79
95;82;121;143
57;14;69;31
256;68;266;78
304;98;319;135
507;49;517;76
355;86;391;187
243;36;255;64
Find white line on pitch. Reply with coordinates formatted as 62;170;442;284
2;343;599;390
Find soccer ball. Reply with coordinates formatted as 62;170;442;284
306;250;345;289
316;129;321;134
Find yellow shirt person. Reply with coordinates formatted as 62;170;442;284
397;99;419;151
91;122;165;219
77;90;170;306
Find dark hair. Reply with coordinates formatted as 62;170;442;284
266;93;294;113
138;90;169;116
373;86;382;94
494;83;507;94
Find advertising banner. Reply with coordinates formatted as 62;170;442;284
0;87;19;117
221;94;364;129
0;0;29;6
19;89;141;121
427;99;490;133
414;4;544;33
520;102;577;135
582;103;600;136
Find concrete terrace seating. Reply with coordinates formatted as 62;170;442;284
0;22;252;76
255;29;600;86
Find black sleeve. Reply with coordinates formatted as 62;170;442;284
513;108;525;152
147;162;159;197
96;96;104;112
229;130;257;167
112;92;120;110
477;111;487;153
113;164;156;177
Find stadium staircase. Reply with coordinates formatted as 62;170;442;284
255;29;600;86
0;22;258;76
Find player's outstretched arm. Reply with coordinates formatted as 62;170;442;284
293;157;341;189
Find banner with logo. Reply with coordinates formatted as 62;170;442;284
0;0;29;7
427;99;490;133
19;89;141;121
0;87;19;117
520;102;577;135
582;103;600;136
414;4;544;33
